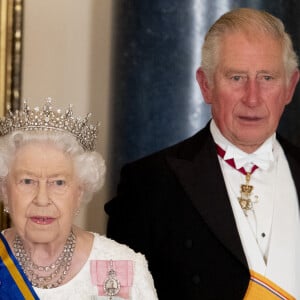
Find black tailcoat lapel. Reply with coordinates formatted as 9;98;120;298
278;135;300;205
166;124;248;267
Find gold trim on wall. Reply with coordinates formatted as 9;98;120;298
0;0;23;230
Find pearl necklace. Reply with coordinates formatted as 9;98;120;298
13;230;76;289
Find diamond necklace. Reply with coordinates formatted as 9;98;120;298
13;230;76;289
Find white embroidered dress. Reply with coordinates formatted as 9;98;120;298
35;233;158;300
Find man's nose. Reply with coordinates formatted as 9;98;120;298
243;79;260;107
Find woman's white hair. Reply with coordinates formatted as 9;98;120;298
0;130;106;204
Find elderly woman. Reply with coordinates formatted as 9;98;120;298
0;99;157;300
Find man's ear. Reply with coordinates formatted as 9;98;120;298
196;67;213;104
285;68;300;105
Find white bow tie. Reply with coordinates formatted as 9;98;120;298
224;145;274;171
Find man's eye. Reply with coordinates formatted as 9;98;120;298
263;76;272;81
232;75;242;81
257;74;273;81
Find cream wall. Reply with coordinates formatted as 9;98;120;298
22;0;113;234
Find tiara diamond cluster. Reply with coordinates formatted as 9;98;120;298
0;98;99;151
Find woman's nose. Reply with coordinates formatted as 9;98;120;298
33;182;51;206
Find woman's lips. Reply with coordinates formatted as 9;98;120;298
30;216;55;225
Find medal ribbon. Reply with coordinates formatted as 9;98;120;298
90;260;133;299
215;144;258;175
216;144;259;213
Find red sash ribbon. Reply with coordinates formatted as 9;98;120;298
216;144;258;175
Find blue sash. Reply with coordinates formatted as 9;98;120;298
0;232;39;299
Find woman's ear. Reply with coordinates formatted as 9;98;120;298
73;186;84;217
1;179;8;204
76;185;84;208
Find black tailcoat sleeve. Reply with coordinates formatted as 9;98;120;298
105;123;300;300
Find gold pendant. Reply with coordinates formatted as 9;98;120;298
238;172;256;214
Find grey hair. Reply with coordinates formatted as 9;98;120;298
201;8;299;82
0;130;106;204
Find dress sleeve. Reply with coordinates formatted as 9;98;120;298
131;252;158;300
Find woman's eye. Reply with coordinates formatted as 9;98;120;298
21;178;35;185
53;180;66;186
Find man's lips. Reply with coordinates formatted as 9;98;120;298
30;216;55;225
238;116;263;121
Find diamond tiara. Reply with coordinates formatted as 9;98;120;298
0;98;99;151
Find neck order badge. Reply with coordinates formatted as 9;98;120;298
216;144;259;215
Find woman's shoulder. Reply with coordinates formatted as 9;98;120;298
90;233;146;261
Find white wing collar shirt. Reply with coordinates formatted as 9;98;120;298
210;119;300;298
